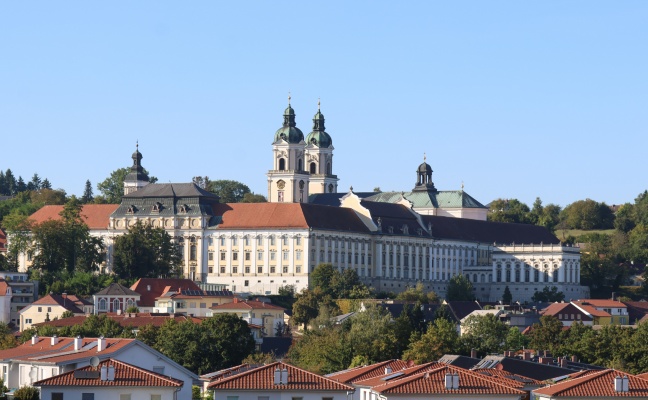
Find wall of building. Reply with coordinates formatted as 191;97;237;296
39;387;179;400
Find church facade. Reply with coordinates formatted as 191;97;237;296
19;102;588;302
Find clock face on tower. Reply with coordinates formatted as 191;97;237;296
277;180;286;189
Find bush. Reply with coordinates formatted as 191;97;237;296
13;386;39;400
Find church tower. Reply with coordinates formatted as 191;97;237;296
123;143;150;195
304;100;338;195
267;97;310;203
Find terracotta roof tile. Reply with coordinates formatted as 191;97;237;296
17;338;135;364
29;204;118;229
34;358;183;387
371;364;525;395
207;361;353;392
210;300;285;311
0;279;9;296
534;369;648;397
472;368;544;387
130;278;201;307
326;360;410;384
353;362;440;387
576;299;627;308
29;294;85;313
0;337;76;361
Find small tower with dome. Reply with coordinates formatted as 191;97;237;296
123;143;150;195
413;154;436;192
267;95;311;203
304;99;338;195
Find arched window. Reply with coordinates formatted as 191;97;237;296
505;264;511;282
126;299;134;308
279;158;286;170
473;274;477;282
326;162;332;175
496;265;502;282
310;162;317;174
99;299;107;311
481;274;486;283
298;159;303;171
113;299;120;312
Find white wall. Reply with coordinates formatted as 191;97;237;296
212;390;352;400
40;386;179;400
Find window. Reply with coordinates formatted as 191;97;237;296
233;267;238;273
98;299;107;311
283;266;288;273
270;252;276;261
283;251;289;261
190;245;197;261
245;280;249;287
208;266;213;273
220;252;226;261
283;236;288;246
245;266;250;273
296;266;301;273
120;395;131;400
270;236;276;245
270;266;276;273
296;252;302;260
208;252;214;261
220;237;225;246
296;237;301;245
38;307;42;312
258;251;263;260
244;237;250;246
258;397;270;400
81;394;94;400
232;237;238;246
245;252;251;261
220;266;225;273
200;303;206;308
113;299;120;311
233;253;238;261
52;394;64;400
258;266;263;273
25;318;32;324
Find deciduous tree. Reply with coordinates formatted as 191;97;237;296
446;274;474;301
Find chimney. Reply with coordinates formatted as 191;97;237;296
31;335;38;345
274;367;281;385
571;355;578;363
107;365;115;381
100;365;108;381
560;358;567;368
523;352;531;361
452;373;459;389
234;298;238;303
97;336;106;352
74;336;83;351
281;368;288;385
622;376;629;392
614;376;622;392
51;335;59;346
445;373;453;389
471;348;477;358
385;366;392;375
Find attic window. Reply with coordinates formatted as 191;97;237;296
417;228;423;236
152;202;163;212
388;226;394;234
180;204;189;213
402;225;409;234
127;205;137;214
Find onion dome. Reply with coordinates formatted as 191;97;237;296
305;101;332;148
125;142;149;183
274;96;304;144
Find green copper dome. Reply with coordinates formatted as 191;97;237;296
305;109;332;148
274;104;304;144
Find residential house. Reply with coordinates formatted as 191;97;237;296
367;364;525;400
351;362;440;400
572;300;629;325
34;358;184;400
541;302;593;326
130;278;201;313
93;283;141;314
0;336;198;399
472;355;575;381
0;280;11;326
622;301;648;325
325;360;411;385
0;271;38;327
533;369;648;399
207;361;354;400
208;299;285;337
19;294;91;331
153;288;234;317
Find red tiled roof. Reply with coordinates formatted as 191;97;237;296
130;278;201;307
353;362;440;387
576;299;627;309
371;364;525;395
0;336;77;361
534;369;648;397
573;303;611;318
29;205;118;229
473;368;544;387
0;279;9;296
210;300;285;311
637;372;648;381
207;361;353;391
326;360;410;384
34;358;183;387
16;338;135;364
29;294;85;313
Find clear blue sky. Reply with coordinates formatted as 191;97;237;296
1;2;646;208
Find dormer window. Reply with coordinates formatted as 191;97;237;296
152;202;163;212
402;225;409;235
388;226;394;234
127;205;137;214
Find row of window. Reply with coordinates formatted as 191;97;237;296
213;251;303;262
212;236;303;247
52;393;163;400
211;265;303;274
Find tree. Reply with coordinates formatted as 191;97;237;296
310;263;337;295
560;199;614;230
488;199;531;224
241;193;267;203
112;221;181;280
97;167;156;204
13;385;38;400
30;196;104;274
446;274;474;301
396;282;438;303
528;315;563;353
614;203;636;233
292;288;337;329
460;314;508;356
502;286;512;304
41;178;52;189
81;179;94;204
505;326;528;351
402;318;459;363
206;180;251;203
531;286;565;302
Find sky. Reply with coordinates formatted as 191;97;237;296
1;2;647;208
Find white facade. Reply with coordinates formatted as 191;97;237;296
39;386;179;400
212;391;351;400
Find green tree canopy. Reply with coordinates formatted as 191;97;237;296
206;179;251;203
112;221;181;280
402;318;459;363
560;199;614;230
488;199;531;224
460;313;509;356
531;286;565;302
446;274;474;301
97;167;156;204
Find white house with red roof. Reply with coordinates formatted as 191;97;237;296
533;369;648;399
34;358;184;400
541;302;594;326
130;278;202;313
153;287;235;317
208;299;285;337
207;361;354;400
571;299;629;325
19;294;91;331
0;336;198;399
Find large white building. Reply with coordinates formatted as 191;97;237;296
17;102;588;302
